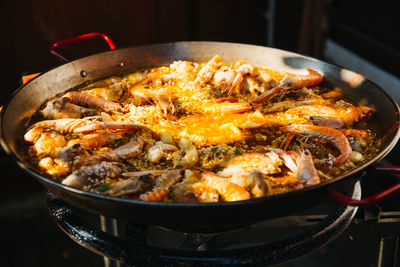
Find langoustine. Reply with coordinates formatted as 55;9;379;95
61;137;145;188
63;91;123;113
81;137;144;166
24;117;145;142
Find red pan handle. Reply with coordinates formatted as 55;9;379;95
49;32;116;63
329;166;400;206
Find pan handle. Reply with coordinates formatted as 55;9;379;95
328;166;400;206
49;32;116;63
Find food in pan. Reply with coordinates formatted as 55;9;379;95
21;55;379;202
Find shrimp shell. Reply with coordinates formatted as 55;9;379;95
225;62;255;96
27;118;145;135
82;137;144;166
252;69;323;103
280;124;352;166
310;106;376;128
194;55;223;85
200;170;251;201
298;149;321;185
67;132;125;148
64;91;122;112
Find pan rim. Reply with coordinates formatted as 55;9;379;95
1;41;399;208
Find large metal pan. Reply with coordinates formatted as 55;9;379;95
1;34;399;231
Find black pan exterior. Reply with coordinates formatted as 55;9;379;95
1;42;399;231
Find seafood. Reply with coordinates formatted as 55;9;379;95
229;170;271;198
297;149;321;185
200;169;251;201
139;170;183;201
242;76;266;96
263;98;334;113
309;106;376;128
57;145;86;162
147;141;178;163
67;132;125;148
39;157;70;175
170;61;199;81
24;118;145;142
42;98;96;119
62;161;126;188
171;174;220;203
197;100;253;115
108;174;155;197
219;152;283;177
174;139;199;168
225;62;255;96
32;131;66;157
252;69;323;103
269;148;320;185
280;124;352;166
82;137;144;166
22;55;379;203
63;91;123;113
194;55;223;85
130;86;175;115
213;70;236;90
84;87;124;102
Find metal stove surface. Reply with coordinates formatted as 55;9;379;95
46;181;360;266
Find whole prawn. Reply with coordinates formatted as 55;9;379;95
64;91;122;113
24;118;95;142
280;124;352;166
25;118;145;142
309;106;375;128
252;69;323;104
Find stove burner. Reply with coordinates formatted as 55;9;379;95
46;182;360;266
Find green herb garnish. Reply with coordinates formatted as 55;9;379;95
211;147;218;153
98;183;110;192
234;147;243;155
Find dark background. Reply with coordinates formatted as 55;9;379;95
0;0;306;105
1;0;399;106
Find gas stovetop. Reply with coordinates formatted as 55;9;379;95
46;185;359;266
